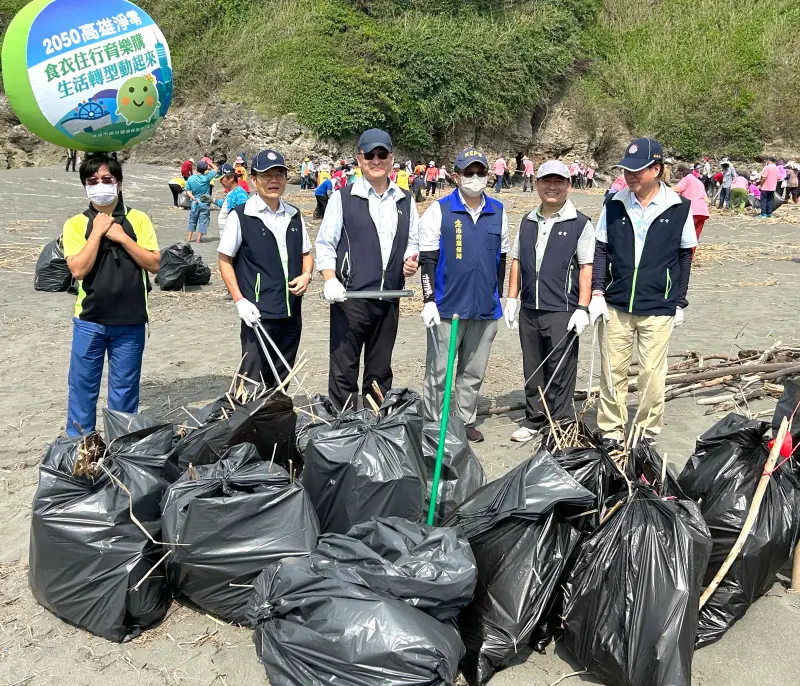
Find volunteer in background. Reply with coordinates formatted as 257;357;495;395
425;161;439;197
218;150;313;387
168;175;186;207
438;164;448;191
313;175;334;219
390;163;400;183
214;164;249;234
729;172;749;212
396;164;410;191
419;148;510;443
674;163;710;244
589;138;697;443
786;162;800;204
522;155;534;192
300;158;310;190
181;158;194;181
493;155;507;193
234;156;248;182
718;158;736;209
185;159;218;243
316;128;420;410
63;154;160;436
65;149;77;172
317;163;331;186
505;160;594;443
569;159;580;187
760;156;779;218
586;164;596;188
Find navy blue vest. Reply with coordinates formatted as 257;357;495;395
603;194;691;316
434;191;503;320
335;184;412;291
232;203;304;319
518;208;590;313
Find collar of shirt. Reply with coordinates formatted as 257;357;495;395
244;194;297;219
527;199;577;223
457;190;486;218
614;183;682;214
351;176;403;202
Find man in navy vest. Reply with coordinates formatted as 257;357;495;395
218;149;313;388
419;148;510;443
504;160;595;443
589;138;697;443
316;128;420;410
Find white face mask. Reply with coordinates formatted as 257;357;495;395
86;183;118;206
460;175;486;197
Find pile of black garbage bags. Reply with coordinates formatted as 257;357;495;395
26;384;800;686
156;242;211;290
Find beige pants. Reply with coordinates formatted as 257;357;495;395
597;306;674;440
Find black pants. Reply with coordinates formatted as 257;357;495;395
169;183;183;207
519;308;578;428
329;299;399;410
313;194;329;219
66;152;76;171
240;316;302;389
426;180;437;196
761;189;774;216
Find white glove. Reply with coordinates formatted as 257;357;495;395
421;301;441;328
504;297;519;330
674;307;685;327
588;294;609;325
235;298;261;328
567;308;590;336
322;277;347;303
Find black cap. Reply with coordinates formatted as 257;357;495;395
616;138;663;171
251;149;288;172
454;148;488;171
357;128;393;153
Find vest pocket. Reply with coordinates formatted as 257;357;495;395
255;272;261;302
664;269;672;299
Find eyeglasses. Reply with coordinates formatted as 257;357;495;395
460;169;488;178
361;150;390;161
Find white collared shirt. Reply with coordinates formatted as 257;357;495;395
218;194;311;278
419;190;511;253
595;183;697;265
511;199;595;270
315;176;420;271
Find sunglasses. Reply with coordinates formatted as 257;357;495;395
461;169;488;178
362;150;390;161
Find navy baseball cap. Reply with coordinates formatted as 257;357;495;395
357;128;393;153
454;148;488;171
617;138;663;171
197;161;209;172
252;149;288;172
218;163;236;177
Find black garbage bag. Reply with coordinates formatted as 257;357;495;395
156;243;193;290
423;417;486;524
186;251;211;286
563;485;712;686
34;237;72;292
251;556;464;686
302;390;427;534
170;393;298;477
446;450;595;686
628;439;687;499
295;394;341;454
309;516;476;621
161;443;318;625
772;378;800;445
678;413;800;648
29;431;172;641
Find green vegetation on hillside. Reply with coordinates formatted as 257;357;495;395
2;0;799;157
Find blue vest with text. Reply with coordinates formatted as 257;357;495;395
434;191;503;320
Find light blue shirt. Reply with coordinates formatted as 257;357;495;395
185;171;217;205
595;183;697;266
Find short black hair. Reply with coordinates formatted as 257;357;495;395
79;153;123;186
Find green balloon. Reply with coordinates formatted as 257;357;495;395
1;0;173;153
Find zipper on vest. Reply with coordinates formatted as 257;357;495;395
380;269;385;291
607;262;614;289
628;266;639;312
255;273;261;303
664;269;672;299
285;280;291;316
566;264;574;305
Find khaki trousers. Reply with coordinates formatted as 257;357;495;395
597;306;674;440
